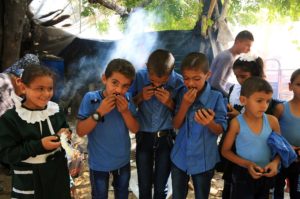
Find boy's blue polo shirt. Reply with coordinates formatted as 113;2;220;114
129;68;184;132
77;90;136;172
171;83;227;175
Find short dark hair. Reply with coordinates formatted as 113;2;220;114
235;30;254;42
241;77;273;97
180;52;209;73
233;56;264;78
21;64;56;86
105;58;136;81
146;49;175;77
290;68;300;83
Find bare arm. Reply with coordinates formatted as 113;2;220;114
273;103;284;119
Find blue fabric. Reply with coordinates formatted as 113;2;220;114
135;132;173;198
128;68;184;132
279;102;300;147
89;163;130;199
171;83;227;175
77;90;135;171
267;131;297;168
236;114;272;168
5;54;40;77
171;164;214;199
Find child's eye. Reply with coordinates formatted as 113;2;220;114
112;81;118;86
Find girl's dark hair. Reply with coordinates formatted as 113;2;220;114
233;57;264;78
180;52;209;73
290;68;300;83
21;64;56;86
146;49;175;77
104;59;135;80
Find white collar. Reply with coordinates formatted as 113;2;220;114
15;100;59;124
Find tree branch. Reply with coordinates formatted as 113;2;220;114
88;0;153;17
88;0;129;17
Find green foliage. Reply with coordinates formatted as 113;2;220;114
80;0;300;32
228;0;300;25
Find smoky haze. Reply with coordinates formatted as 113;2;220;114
59;9;159;110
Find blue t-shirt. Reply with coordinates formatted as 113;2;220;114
171;83;227;175
77;90;136;171
129;68;184;132
236;113;272;168
279;101;300;147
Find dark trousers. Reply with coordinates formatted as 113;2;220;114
136;131;174;199
231;165;274;199
89;163;130;199
171;164;214;199
273;161;300;199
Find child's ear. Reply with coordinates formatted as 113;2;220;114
239;96;247;105
101;74;107;84
288;82;293;91
205;71;211;80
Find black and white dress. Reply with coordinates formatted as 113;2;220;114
0;100;71;199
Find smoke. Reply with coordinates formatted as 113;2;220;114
60;8;159;108
106;8;159;70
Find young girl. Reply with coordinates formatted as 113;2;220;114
273;68;300;199
0;64;71;199
227;55;265;119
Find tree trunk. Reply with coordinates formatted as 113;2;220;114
1;0;27;71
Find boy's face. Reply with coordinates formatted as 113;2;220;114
236;39;253;54
148;72;169;88
233;68;252;85
182;69;210;92
289;75;300;99
102;72;132;96
240;91;272;118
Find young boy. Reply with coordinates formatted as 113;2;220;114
171;52;227;199
129;49;184;198
222;77;281;199
209;30;254;96
76;59;139;199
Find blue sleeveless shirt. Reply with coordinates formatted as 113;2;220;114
280;102;300;147
236;113;272;167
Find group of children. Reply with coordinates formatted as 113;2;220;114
0;47;300;199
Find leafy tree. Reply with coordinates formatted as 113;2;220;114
1;0;300;70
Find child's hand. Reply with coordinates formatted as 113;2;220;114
227;104;240;119
247;163;264;179
57;128;71;139
263;161;279;177
194;108;214;126
142;85;155;101
97;95;116;116
154;87;171;105
115;95;129;113
182;88;197;106
41;135;61;150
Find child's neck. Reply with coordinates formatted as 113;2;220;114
243;111;263;134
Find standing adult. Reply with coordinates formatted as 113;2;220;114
208;30;254;96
